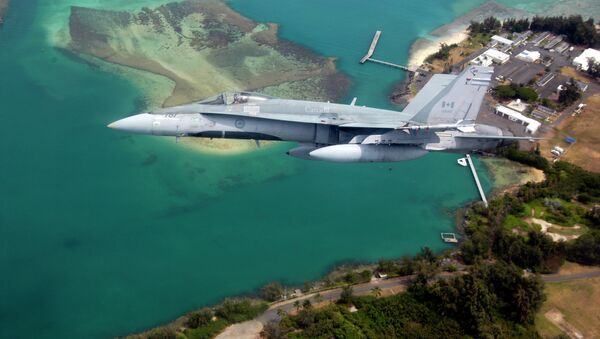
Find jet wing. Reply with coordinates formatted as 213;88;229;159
404;66;493;125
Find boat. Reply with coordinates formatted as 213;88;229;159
457;158;468;167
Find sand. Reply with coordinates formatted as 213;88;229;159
408;30;469;69
407;1;528;69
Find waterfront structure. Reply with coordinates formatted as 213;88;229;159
515;50;541;63
573;48;600;71
109;66;537;163
470;49;510;66
495;106;541;134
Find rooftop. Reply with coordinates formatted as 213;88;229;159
573;48;600;71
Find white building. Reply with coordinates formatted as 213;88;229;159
495;106;541;134
491;35;514;46
573;48;600;71
470;48;510;66
507;99;529;113
515;50;541;63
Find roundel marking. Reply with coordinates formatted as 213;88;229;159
235;119;245;129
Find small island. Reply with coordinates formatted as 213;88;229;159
0;0;10;25
66;0;349;153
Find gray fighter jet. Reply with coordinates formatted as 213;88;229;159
108;66;534;162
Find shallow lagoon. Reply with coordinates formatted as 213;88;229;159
0;0;556;337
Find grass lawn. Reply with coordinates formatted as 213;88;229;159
523;199;587;227
537;277;600;338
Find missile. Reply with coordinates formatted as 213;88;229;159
309;144;428;163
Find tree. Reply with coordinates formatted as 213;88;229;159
515;86;538;102
146;327;177;339
186;308;213;328
293;300;301;312
558;80;581;106
587;59;600;78
302;281;313;293
302;299;312;309
377;258;397;274
416;246;437;264
567;231;600;265
260;282;284;302
339;285;354;304
495;85;517;100
371;286;382;298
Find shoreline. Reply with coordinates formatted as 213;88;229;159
406;1;528;69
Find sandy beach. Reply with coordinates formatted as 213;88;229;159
407;1;527;69
407;30;469;69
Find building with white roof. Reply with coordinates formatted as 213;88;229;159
470;48;510;66
573;48;600;71
515;50;541;63
495;106;541;134
491;35;514;46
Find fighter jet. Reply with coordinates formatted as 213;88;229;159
108;66;534;162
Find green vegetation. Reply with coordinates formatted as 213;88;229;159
425;43;458;63
181;298;267;339
186;308;214;329
469;15;599;47
468;16;502;35
262;261;543;338
137;148;600;339
558;80;582;106
530;16;599;47
494;84;538;102
567;231;600;265
260;282;284;302
587;60;600;78
461;147;600;274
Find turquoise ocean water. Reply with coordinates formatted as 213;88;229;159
0;0;552;337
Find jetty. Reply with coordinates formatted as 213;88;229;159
465;154;488;207
359;30;412;72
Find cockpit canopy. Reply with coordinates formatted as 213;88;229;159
197;92;274;105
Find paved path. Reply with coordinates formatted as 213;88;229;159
542;270;600;283
215;268;600;338
256;276;414;324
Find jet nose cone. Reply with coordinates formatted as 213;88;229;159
108;113;154;134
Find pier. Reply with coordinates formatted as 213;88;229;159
359;30;412;72
465;154;488;208
360;30;381;63
367;58;412;71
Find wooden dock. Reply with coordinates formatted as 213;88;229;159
359;30;412;72
466;154;488;208
360;30;381;64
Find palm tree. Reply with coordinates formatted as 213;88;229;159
276;308;287;318
293;300;301;312
371;286;382;298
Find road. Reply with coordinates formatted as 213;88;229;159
215;268;600;338
256;275;414;324
256;269;600;324
541;270;600;283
